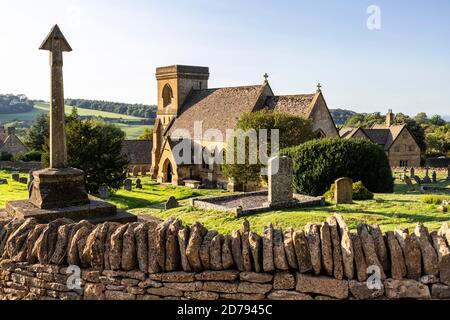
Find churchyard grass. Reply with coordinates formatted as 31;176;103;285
1;169;449;234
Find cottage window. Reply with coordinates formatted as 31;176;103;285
394;146;400;152
400;160;408;167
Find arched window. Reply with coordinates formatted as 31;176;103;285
315;129;326;139
162;84;173;108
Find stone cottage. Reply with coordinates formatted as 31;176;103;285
0;126;28;157
340;110;421;167
149;65;339;188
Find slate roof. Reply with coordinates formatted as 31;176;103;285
265;94;316;118
169;85;265;137
341;124;408;151
121;140;152;165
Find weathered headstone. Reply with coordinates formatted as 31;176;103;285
132;166;140;177
11;172;19;182
19;177;28;185
135;178;143;189
334;177;353;204
422;168;431;184
404;176;415;191
0;179;7;185
141;166;148;176
267;156;293;206
401;167;407;181
98;186;109;199
432;171;437;184
123;179;132;191
165;196;179;210
410;167;415;178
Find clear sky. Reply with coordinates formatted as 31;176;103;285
0;0;449;116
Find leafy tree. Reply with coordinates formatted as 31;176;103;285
430;115;446;126
42;112;129;194
139;127;153;140
223;110;314;185
24;113;49;151
414;112;428;124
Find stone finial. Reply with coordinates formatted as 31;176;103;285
316;83;322;92
263;73;269;82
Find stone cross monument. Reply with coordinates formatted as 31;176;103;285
5;25;136;224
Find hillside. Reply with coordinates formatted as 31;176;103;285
329;108;357;126
65;98;157;118
0;94;34;114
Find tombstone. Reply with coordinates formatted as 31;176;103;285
165;196;179;210
19;177;28;185
410;167;415;178
98;185;109;199
267;156;293;206
401;167;407;181
422;168;431;184
413;175;422;186
132;166;140;177
141;166;148;176
135;178;143;189
123;179;132;191
404;176;415;191
432;171;437;184
334;177;353;204
11;172;19;182
0;179;8;185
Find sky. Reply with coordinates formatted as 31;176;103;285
0;0;449;116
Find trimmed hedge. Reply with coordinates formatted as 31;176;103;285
280;138;394;196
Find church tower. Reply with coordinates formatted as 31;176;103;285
150;65;209;178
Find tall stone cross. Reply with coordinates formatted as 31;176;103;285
39;25;72;169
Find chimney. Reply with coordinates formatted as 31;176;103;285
7;127;15;136
386;109;394;127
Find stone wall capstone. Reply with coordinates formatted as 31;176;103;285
0;215;450;300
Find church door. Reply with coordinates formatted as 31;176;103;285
166;161;173;183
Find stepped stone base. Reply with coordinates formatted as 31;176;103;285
5;195;136;224
29;167;90;209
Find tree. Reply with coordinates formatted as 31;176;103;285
139;127;153;140
394;114;426;152
430;115;446;126
24;113;49;151
414;112;428;124
42;113;129;194
222;110;314;185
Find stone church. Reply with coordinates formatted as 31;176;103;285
340;110;421;167
150;65;339;188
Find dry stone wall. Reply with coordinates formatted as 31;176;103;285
1;214;450;300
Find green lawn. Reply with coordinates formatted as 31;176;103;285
1;169;449;235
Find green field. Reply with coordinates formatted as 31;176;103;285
1;169;448;235
1;103;152;139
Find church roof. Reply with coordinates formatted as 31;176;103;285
121;140;153;165
265;94;316;118
169;84;265;137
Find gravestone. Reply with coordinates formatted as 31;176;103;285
19;177;28;185
123;179;132;191
404;176;415;191
165;196;179;210
141;166;148;176
11;173;19;182
98;185;109;199
136;178;143;189
401;167;407;181
334;177;353;204
410;167;415;178
422;169;431;184
267;156;293;206
432;171;437;184
413;175;422;186
132;166;140;177
0;179;7;185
